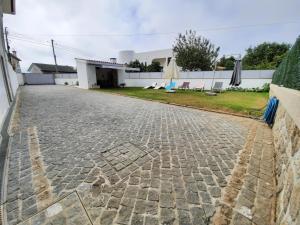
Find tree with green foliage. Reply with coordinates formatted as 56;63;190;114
146;61;162;72
126;60;163;72
173;30;220;71
126;60;147;72
217;56;235;70
243;42;291;70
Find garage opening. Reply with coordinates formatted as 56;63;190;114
96;67;118;88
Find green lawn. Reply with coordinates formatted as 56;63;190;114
93;87;269;117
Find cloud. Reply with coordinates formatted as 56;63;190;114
4;0;300;71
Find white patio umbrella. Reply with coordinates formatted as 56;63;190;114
163;60;168;72
163;57;180;83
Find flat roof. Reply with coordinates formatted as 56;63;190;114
75;58;139;71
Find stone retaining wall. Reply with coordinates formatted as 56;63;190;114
270;84;300;225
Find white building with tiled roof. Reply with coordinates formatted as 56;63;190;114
75;58;138;89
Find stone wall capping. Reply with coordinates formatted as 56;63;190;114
270;84;300;129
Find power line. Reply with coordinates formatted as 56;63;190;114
9;32;87;54
8;36;52;47
8;35;90;58
8;20;300;37
9;35;79;52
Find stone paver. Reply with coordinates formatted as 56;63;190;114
212;123;276;225
18;192;92;225
3;85;269;225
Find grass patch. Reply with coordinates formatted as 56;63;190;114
93;87;269;117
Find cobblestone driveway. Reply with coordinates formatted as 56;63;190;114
3;86;274;225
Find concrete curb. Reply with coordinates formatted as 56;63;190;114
0;91;18;202
0;89;20;225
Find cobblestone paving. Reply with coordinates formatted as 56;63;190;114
4;86;255;225
18;192;92;225
213;123;276;225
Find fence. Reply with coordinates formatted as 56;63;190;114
23;73;55;85
23;73;78;85
122;70;274;89
55;73;78;79
54;73;78;85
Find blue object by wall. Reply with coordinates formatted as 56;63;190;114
263;97;279;126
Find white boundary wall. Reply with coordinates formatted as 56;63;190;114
7;63;20;95
55;73;78;85
17;73;24;86
122;70;274;89
0;69;10;131
0;64;21;131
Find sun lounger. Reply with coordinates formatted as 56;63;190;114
144;82;157;89
165;82;176;93
212;82;223;93
154;82;166;89
194;81;205;91
178;82;190;90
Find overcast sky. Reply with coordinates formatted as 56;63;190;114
4;0;300;71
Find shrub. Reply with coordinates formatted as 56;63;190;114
76;81;79;86
262;83;270;92
226;84;270;92
272;36;300;90
64;82;69;85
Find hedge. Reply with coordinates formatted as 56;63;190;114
272;36;300;90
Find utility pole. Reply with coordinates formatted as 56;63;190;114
5;27;11;62
51;39;59;74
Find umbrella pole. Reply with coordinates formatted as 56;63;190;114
211;62;217;91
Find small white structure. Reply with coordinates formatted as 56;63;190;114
118;49;173;67
75;58;138;89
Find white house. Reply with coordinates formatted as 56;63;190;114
28;63;76;74
118;49;173;67
76;58;138;89
0;0;19;141
0;0;18;127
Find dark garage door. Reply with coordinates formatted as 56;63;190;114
24;73;55;85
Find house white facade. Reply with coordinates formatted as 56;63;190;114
27;63;76;74
28;64;43;73
118;49;173;67
76;58;138;89
76;48;274;90
0;0;20;140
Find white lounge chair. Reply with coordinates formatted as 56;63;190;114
213;82;223;93
154;82;166;89
144;82;157;89
194;81;205;91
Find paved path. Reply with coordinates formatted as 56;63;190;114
3;86;275;225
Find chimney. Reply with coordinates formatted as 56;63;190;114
12;50;17;56
110;58;117;64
